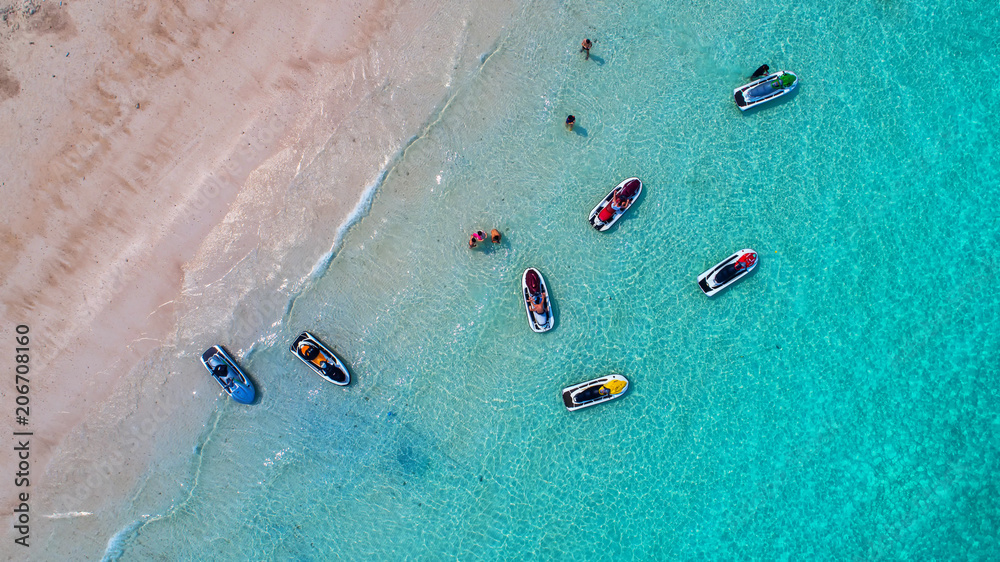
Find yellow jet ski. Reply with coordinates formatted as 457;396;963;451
561;374;628;411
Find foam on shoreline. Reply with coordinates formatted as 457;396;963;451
99;408;224;561
309;167;388;282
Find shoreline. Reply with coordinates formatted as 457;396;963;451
0;0;520;556
1;0;380;518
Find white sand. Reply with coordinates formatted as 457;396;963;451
0;0;518;556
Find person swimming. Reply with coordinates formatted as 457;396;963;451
751;64;770;79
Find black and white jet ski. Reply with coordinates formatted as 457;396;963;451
522;267;553;332
201;345;256;404
562;374;629;411
697;248;758;297
290;331;350;386
734;70;798;110
588;177;643;231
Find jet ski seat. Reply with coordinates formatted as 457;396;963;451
714;263;742;285
597;204;615;222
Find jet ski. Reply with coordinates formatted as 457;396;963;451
588;177;643;231
290;331;350;386
697;248;758;297
201;345;255;404
522;267;553;333
734;70;798;111
562;374;629;411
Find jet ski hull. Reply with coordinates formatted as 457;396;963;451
697;248;758;297
734;70;798;111
588;177;643;231
290;331;351;386
201;345;256;404
562;374;629;411
522;268;554;333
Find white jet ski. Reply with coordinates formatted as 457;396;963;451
588;177;643;231
562;374;629;411
290;331;350;386
697;248;758;297
522;267;553;332
734;70;798;110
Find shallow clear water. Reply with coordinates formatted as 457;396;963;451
112;0;999;558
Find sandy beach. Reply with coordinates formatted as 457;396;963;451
0;0;516;556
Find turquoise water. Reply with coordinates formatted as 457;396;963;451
112;0;999;558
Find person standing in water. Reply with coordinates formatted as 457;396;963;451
490;229;502;244
468;230;486;249
580;38;593;60
751;64;769;79
565;115;575;131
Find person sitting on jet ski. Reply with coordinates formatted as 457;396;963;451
529;290;547;314
611;191;631;212
611;181;640;212
299;342;329;369
300;343;319;360
212;363;235;389
598;190;632;223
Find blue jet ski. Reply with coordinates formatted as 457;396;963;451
201;345;255;404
